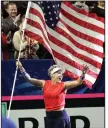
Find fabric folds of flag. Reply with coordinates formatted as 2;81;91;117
24;1;104;89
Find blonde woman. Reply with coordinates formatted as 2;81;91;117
16;61;88;128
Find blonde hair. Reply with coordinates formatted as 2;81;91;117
48;65;61;76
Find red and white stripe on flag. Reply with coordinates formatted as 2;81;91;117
24;1;104;89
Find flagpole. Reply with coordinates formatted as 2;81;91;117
7;1;31;118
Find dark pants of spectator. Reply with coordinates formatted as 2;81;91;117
45;109;71;128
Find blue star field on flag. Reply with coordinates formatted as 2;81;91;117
34;1;61;29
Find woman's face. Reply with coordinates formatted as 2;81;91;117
51;70;63;83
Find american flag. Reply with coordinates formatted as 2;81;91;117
23;1;104;88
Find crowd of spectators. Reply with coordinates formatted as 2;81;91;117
1;1;105;60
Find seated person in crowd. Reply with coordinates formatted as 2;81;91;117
13;15;39;59
13;15;28;59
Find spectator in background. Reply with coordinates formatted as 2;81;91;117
1;10;11;60
3;2;20;36
1;1;9;18
13;15;28;59
73;1;89;12
86;1;105;17
2;116;17;128
25;39;40;59
94;1;105;17
1;1;28;18
13;15;39;59
2;2;21;59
